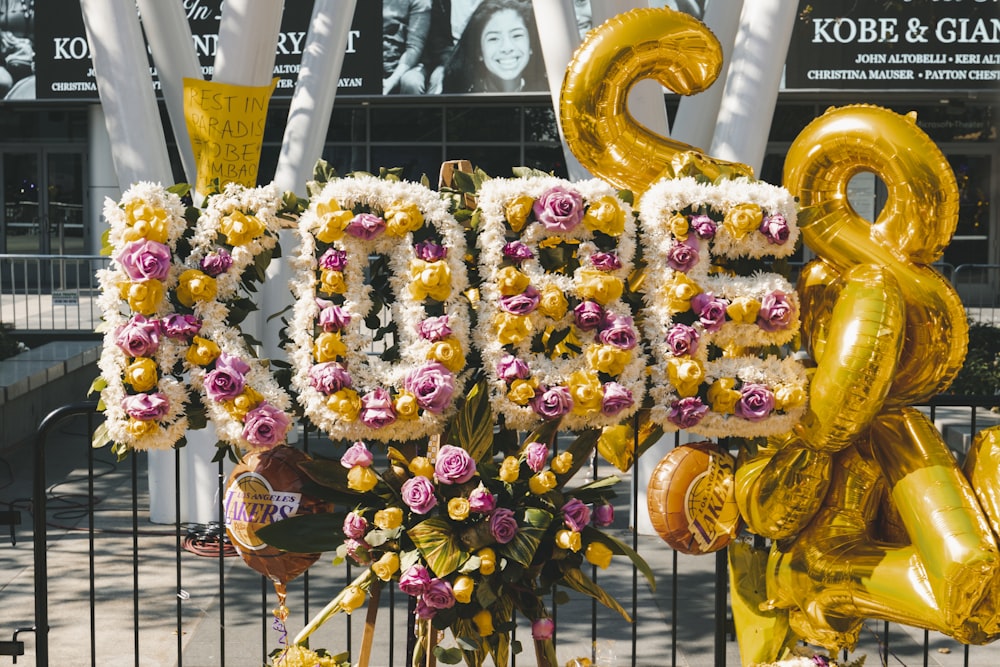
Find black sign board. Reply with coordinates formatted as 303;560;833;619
785;0;1000;90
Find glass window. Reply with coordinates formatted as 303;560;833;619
446;107;520;142
944;154;991;267
371;145;441;183
371;106;441;142
445;146;520;179
524;106;559;143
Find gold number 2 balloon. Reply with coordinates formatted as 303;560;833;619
559;7;751;193
749;104;1000;650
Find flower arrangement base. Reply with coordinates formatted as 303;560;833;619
356;579;383;667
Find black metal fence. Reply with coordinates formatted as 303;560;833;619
8;396;1000;666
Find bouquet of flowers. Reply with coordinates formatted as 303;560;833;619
258;382;652;667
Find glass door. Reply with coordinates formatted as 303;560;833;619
2;151;41;254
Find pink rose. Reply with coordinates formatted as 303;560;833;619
691;293;729;333
215;352;251;376
160;314;201;341
736;384;776;421
318;304;352;332
531;385;572;420
468;486;497;513
600;382;634;416
199;249;233;277
760;213;789;244
360;387;397;429
418;315;452;342
434;445;477;485
318;248;347;271
345;212;386;240
401;476;438;514
531;618;555;640
561;498;591;531
414;241;448;262
341;441;374;468
490;508;519;544
399;564;431;596
344;537;371;564
666;237;700;273
115;315;160;357
309;361;352;394
593;502;614;527
502;241;534;263
665;323;699;357
118;239;172;281
689;214;717;239
121;392;169;420
524;441;549;473
496;355;530;382
203;365;245;402
414;598;436;619
598;314;637;350
241;403;290;448
756;292;795;332
533;186;584;232
404;363;455;414
590;252;622;272
573;301;604;332
499;285;540;315
422;578;456;609
343;511;368;539
667;397;708;428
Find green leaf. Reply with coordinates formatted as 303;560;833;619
255;512;345;553
91;421;111;449
166;182;192;197
450;380;494;464
582;525;656;592
487;596;513;666
568;475;620;504
408;517;469;578
434;646;464;664
561;567;631;622
497;507;552;567
88;375;108;396
299;459;366;495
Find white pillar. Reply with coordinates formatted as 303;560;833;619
80;0;172;188
590;1;671;138
671;0;743;151
530;0;590;181
136;0;202;185
708;0;796;175
87;105;118;257
215;0;286;87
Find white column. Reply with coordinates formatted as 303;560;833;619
590;1;671;138
86;105;118;256
215;0;286;87
136;0;202;185
80;0;172;188
670;0;743;151
530;0;590;181
708;0;796;175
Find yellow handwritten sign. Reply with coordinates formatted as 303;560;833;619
183;77;277;195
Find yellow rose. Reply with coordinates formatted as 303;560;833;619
774;383;806;411
450;576;473;605
723;203;763;240
529;470;557;495
122;280;164;315
667;357;705;398
726;297;760;324
507;378;538;406
347;465;379;492
127;418;159;438
586;344;631;376
504;194;535;232
124;357;158;392
495;266;530;296
186;336;221;367
536;285;568;319
585;541;614;569
374;507;404;530
551;451;574;475
327;388;361;421
219;210;265;246
372;552;400;581
582;196;625;236
477;547;497;575
409;456;435;479
473;608;495;637
384;200;424;236
448;497;471;521
176;270;217;308
576;269;623;305
707;377;741;414
568;369;603;416
663;273;701;313
669;213;690;240
555;529;582;552
395;391;420;420
495;312;532;346
223;386;263;420
319;269;347;296
409;259;452;301
340;585;367;614
314;200;353;243
428;337;465;373
123;201;169;243
499;456;520;483
314;332;347;363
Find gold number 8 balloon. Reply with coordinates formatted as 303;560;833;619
739;105;1000;650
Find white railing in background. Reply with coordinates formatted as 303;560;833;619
0;254;111;334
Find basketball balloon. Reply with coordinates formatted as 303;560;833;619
647;441;740;555
224;445;333;584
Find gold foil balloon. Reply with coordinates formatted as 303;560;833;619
647;441;740;555
559;7;751;194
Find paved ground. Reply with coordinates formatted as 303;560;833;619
3;417;1000;666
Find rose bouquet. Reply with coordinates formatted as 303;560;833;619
94;181;299;454
257;382;652;667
